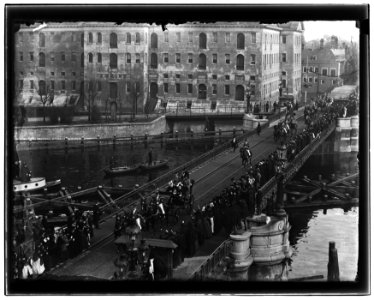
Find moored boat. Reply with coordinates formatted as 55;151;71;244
104;165;140;176
138;160;169;171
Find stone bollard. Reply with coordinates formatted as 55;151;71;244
175;130;179;141
43;188;48;197
324;194;328;202
327;241;340;281
228;231;253;280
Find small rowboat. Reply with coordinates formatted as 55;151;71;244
138;160;169;171
104;165;140;176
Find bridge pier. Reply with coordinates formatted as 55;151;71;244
334;116;359;152
228;231;253;280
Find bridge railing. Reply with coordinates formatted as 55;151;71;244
259;122;336;202
192;239;232;280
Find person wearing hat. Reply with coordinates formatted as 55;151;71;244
93;203;101;229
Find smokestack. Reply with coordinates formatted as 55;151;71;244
320;39;324;49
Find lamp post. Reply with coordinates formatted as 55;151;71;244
276;143;288;170
245;86;251;114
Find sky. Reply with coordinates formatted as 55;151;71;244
303;21;359;42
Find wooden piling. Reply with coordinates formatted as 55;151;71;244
327;241;340;281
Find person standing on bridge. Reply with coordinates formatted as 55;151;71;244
148;148;153;166
257;122;261;136
231;137;238;152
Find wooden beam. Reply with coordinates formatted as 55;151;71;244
328;173;359;187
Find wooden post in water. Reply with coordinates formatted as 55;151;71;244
327;241;340;281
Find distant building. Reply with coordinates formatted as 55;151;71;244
278;22;304;103
14;21;304;116
301;39;345;102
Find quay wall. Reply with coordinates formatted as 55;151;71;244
14;116;167;141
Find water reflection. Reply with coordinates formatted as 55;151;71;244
286;138;359;281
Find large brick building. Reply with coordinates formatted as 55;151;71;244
14;22;303;116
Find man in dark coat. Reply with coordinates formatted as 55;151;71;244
257;123;262;136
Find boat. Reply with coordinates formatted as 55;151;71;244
104;165;140;176
138;160;169;171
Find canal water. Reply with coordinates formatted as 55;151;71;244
17;132;359;281
286;134;359;281
17;139;218;191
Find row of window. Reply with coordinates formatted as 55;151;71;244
151;52;256;69
22;29;302;51
162;83;249;100
303;77;340;85
35;32;140;48
19;51;259;69
263;53;280;69
302;66;337;77
281;35;302;46
150;32;256;49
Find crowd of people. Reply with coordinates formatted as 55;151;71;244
12;205;101;279
12;95;349;280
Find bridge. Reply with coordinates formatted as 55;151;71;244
14;109;355;284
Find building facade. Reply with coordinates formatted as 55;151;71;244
14;22;303;116
301;39;345;102
279;22;303;103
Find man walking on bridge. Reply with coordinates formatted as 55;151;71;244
257;123;262;136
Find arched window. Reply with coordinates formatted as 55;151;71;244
126;33;131;44
109;82;118;99
39;52;45;67
198;84;207;99
198;53;206;70
81;52;84;67
199;33;207;49
235;85;245;100
39;80;46;95
237;33;245;49
97;53;102;63
97;32;102;44
151;33;158;49
88;53;93;63
135;32;140;44
88;32;93;43
236;54;244;70
110;33;117;48
110;53;117;69
150;53;158;69
39;33;45;47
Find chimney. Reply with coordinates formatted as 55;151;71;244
320;39;324;49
